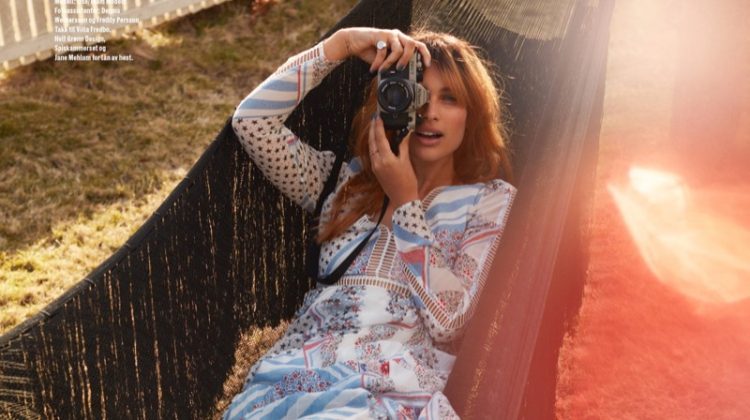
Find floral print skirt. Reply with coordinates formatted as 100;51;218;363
222;284;460;419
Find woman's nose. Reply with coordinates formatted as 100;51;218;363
418;103;437;121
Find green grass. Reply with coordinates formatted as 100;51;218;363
0;0;358;334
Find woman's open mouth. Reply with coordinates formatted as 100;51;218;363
415;130;443;145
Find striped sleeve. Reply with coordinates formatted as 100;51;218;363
392;180;516;342
231;42;344;212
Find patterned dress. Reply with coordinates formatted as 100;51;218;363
224;42;516;419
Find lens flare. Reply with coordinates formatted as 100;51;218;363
609;166;750;304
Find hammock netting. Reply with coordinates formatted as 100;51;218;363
0;0;613;418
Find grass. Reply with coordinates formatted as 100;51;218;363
0;0;358;334
212;321;289;418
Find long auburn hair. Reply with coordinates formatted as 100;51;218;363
317;30;513;244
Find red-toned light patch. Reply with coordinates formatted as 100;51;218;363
609;166;750;304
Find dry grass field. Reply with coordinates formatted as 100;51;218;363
0;0;357;334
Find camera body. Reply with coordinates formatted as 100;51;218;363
377;52;429;132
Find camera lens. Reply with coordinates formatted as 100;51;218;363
384;84;408;109
378;80;412;112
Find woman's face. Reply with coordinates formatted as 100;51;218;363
409;65;468;170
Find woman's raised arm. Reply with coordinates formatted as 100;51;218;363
231;40;343;212
231;28;431;212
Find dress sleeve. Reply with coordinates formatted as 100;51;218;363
392;180;517;342
231;42;344;212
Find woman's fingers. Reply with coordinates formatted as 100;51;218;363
415;41;431;67
379;32;404;71
368;116;398;169
368;115;384;166
367;116;418;204
374;117;395;159
396;37;416;70
398;132;411;160
368;115;377;159
345;28;431;70
369;39;388;73
362;29;431;73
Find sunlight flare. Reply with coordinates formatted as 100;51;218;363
609;166;750;303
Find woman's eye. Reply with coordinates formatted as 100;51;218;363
441;94;457;103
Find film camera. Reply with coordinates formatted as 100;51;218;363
377;51;430;151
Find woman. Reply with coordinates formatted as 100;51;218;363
225;27;516;419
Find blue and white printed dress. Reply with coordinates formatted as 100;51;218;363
225;41;516;419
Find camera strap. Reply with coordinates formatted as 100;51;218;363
314;196;388;285
306;155;343;284
308;127;409;285
306;156;388;285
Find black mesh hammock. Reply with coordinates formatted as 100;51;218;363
0;0;613;418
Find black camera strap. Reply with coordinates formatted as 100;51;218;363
306;156;343;284
312;197;389;285
306;159;388;285
307;128;408;285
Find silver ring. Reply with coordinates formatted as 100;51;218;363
376;40;387;50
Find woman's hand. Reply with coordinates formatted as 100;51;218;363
368;115;419;208
323;27;431;73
